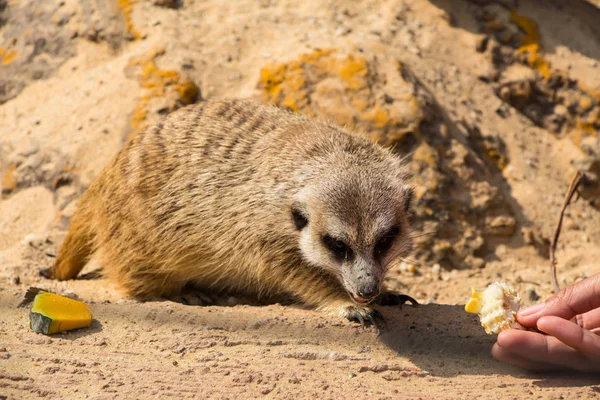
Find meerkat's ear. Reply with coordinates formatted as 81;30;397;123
291;201;309;230
401;186;414;212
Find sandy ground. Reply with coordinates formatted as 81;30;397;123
1;0;600;398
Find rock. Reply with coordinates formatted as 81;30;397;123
431;263;441;280
465;256;486;269
486;215;517;237
0;0;77;103
399;262;417;274
23;233;46;248
497;244;509;256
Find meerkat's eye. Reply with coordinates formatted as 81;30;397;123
374;225;400;257
322;235;352;261
291;208;308;230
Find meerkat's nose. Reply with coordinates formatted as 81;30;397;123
356;278;379;300
357;288;378;299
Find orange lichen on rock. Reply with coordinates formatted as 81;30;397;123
177;81;200;106
576;120;599;137
259;48;424;144
510;10;551;80
127;48;200;134
579;83;600;103
487;148;508;170
337;55;369;90
118;0;142;40
0;47;18;65
260;48;334;112
1;163;17;198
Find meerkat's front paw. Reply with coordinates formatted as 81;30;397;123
170;290;217;306
339;305;384;327
376;292;418;307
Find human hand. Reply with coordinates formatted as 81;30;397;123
492;273;600;371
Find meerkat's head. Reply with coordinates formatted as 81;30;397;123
290;162;414;304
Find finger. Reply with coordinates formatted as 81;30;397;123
491;343;561;371
518;274;600;326
496;329;599;371
577;307;600;330
537;316;600;361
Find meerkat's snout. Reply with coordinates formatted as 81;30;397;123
342;256;381;303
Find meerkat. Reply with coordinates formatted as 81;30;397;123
44;99;416;324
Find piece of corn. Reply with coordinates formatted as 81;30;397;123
465;282;524;334
30;291;92;334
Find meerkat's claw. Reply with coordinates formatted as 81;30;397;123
341;305;385;329
364;309;385;329
353;311;365;325
376;292;419;307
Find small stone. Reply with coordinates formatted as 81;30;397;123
466;256;486;269
431;263;441;280
400;262;417;274
554;104;568;116
432;241;452;257
565;220;579;230
347;372;357;379
579;97;593;112
486;215;517;237
495;244;507;257
23;233;45;248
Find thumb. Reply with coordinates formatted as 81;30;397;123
517;273;600;327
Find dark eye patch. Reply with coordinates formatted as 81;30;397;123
322;235;353;261
291;208;308;230
374;225;400;258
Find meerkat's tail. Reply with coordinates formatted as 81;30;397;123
41;209;95;281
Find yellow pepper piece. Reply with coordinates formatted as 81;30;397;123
30;292;92;334
465;288;483;314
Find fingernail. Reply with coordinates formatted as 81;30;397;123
518;303;544;317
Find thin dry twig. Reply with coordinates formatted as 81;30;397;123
549;171;585;294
